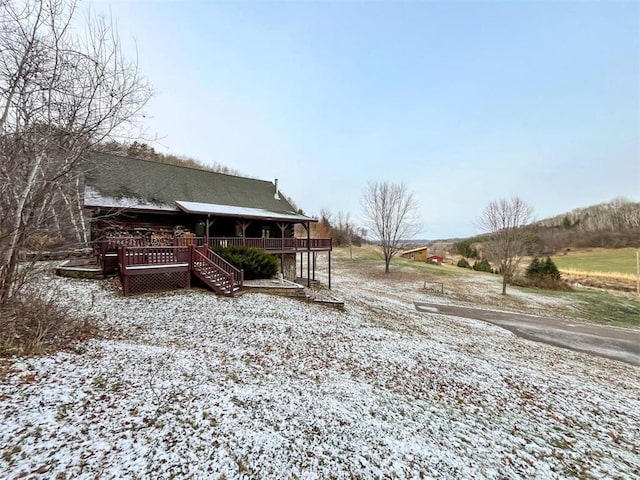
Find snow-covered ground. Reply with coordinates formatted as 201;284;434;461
1;262;639;479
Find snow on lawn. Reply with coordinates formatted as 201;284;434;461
1;267;639;479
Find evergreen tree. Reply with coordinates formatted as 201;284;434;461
455;239;477;258
542;257;561;280
526;256;561;282
472;259;492;272
526;257;543;278
457;258;471;269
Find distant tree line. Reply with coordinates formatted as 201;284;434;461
533;198;640;250
96;140;244;177
537;197;640;232
453;198;640;260
318;210;366;248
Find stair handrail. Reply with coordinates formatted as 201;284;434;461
192;247;234;293
200;246;244;289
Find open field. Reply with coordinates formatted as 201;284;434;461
1;253;639;478
342;246;640;327
548;248;638;294
552;247;638;276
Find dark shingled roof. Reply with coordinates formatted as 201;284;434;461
83;152;313;221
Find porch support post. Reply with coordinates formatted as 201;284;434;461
328;251;331;289
277;222;287;246
299;252;303;278
206;217;216;248
237;220;250;247
306;221;310;287
312;252;316;281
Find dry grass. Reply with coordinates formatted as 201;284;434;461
558;268;635;282
0;288;98;357
559;269;638;293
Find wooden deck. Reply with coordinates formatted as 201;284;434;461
117;245;243;297
94;236;332;295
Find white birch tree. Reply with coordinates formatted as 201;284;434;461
0;0;151;300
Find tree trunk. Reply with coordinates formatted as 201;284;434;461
1;154;44;300
75;178;88;245
58;186;82;244
502;275;508;295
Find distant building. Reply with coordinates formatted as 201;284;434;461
427;255;444;265
400;246;429;262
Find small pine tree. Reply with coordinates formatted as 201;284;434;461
524;256;563;289
472;259;492;272
526;257;543;278
457;258;471;269
541;256;561;280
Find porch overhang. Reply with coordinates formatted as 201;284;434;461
175;200;316;223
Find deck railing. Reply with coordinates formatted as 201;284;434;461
96;236;331;254
172;237;206;247
117;245;191;268
94;236;147;257
208;237;332;252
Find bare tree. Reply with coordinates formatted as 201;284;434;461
334;211;356;258
361;181;420;273
0;0;151;300
478;197;533;295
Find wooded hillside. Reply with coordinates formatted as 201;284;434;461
533;198;640;250
450;198;639;258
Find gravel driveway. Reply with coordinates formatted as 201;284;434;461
415;302;640;366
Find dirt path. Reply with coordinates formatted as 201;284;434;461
414;302;640;366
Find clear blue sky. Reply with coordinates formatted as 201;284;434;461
91;0;639;239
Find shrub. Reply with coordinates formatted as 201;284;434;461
526;256;561;281
521;256;567;290
457;258;471;269
211;246;279;280
0;289;97;356
472;259;492;273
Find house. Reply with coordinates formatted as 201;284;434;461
399;246;429;262
82;152;332;296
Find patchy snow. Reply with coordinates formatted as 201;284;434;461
1;264;639;479
84;186;176;212
176;200;312;222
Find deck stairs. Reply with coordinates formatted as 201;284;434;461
191;246;243;296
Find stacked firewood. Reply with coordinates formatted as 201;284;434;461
150;230;173;246
103;228;144;247
98;226;193;247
